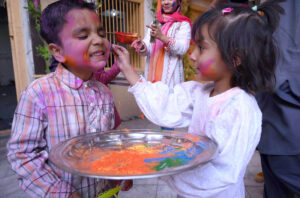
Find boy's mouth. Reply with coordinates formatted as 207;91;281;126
89;50;106;61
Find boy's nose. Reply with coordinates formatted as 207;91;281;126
92;34;105;45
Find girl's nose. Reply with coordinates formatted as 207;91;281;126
189;49;197;62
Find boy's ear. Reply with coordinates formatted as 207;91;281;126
49;43;65;63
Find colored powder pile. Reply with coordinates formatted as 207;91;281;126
89;144;174;175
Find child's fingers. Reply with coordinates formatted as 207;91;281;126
112;45;129;58
112;45;123;55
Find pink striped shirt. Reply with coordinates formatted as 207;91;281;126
7;64;115;198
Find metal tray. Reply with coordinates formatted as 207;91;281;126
49;129;217;180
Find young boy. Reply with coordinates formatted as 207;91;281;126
7;1;131;197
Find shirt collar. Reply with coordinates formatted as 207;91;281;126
55;63;84;89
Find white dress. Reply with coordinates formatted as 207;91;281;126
129;78;262;198
141;21;191;88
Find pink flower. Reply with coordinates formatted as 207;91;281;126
33;0;39;8
222;7;233;15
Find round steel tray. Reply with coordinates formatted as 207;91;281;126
49;129;217;180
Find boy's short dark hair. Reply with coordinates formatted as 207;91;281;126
40;0;96;45
192;1;284;93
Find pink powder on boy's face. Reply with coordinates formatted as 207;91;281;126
196;59;217;79
58;9;108;76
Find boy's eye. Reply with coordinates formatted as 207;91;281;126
77;34;88;40
98;31;106;38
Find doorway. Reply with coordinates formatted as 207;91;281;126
0;2;17;130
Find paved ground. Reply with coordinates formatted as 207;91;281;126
0;118;264;198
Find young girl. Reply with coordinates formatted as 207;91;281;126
113;1;283;197
131;0;191;88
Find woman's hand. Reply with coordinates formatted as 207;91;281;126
131;38;145;53
146;24;168;44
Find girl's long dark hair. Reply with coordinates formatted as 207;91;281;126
192;0;285;93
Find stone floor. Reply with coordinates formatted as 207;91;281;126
0;118;263;198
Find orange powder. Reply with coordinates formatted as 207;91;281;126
89;144;172;175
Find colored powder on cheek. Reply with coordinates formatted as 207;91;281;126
64;56;78;67
83;52;89;63
197;59;217;78
172;1;177;9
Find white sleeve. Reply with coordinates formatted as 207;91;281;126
166;22;191;55
128;77;195;128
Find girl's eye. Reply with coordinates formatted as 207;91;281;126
199;46;204;51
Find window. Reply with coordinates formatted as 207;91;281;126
98;0;145;71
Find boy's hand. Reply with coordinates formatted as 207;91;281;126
109;179;133;191
121;180;133;191
131;38;145;53
112;45;139;86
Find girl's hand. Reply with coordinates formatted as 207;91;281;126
131;38;145;53
112;45;140;86
112;44;131;71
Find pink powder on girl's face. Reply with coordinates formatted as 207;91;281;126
196;59;217;79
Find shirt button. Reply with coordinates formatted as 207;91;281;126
91;128;96;132
90;102;94;107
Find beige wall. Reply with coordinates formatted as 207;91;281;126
108;83;141;120
40;0;58;10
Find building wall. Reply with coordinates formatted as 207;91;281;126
19;0;35;83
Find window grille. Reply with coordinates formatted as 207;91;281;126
98;0;145;71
